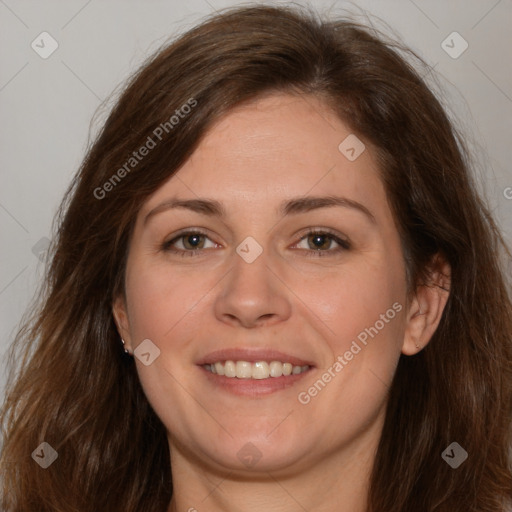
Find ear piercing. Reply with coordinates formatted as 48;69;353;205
121;338;131;355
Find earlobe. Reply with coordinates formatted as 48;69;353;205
401;255;451;356
112;295;133;352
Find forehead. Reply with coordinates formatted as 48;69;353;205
140;92;387;221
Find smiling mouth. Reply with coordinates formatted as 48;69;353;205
203;360;311;379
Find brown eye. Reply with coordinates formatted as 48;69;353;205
181;233;206;250
162;230;216;256
294;230;350;257
307;233;334;250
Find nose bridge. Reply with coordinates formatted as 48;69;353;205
214;236;291;327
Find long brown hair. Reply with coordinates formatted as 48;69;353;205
1;4;511;511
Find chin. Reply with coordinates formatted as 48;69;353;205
196;427;316;474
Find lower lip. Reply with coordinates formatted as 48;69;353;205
198;366;313;396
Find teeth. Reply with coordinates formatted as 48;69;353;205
236;361;252;379
292;365;302;375
252;361;269;379
204;360;310;379
224;360;236;378
282;363;293;376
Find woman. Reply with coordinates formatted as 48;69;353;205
1;4;511;511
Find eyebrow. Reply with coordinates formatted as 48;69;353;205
144;195;376;225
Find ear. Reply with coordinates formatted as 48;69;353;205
112;294;133;352
401;253;451;355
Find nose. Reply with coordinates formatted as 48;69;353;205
213;248;292;329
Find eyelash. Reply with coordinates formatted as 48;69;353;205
161;228;351;258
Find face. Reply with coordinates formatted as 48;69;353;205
114;92;416;476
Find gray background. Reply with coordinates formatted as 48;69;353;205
1;0;511;393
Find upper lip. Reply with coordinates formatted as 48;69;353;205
196;348;315;368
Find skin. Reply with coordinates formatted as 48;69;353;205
114;92;450;512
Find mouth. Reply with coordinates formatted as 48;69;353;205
197;348;315;396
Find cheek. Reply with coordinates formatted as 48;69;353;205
292;256;407;423
295;265;405;409
294;255;405;354
123;260;211;432
124;258;212;343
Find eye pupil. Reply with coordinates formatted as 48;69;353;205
309;234;330;250
184;234;203;249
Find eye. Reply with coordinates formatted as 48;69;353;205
161;230;217;256
161;228;350;258
293;229;351;257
